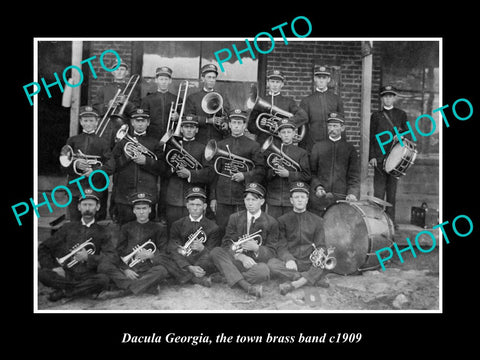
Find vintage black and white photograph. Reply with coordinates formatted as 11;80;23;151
32;37;442;313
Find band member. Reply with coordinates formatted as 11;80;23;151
38;189;115;302
309;112;360;216
102;109;163;225
369;85;410;226
61;105;111;221
169;187;221;287
208;109;266;236
267;182;330;295
248;69;308;145
98;192;193;297
163;116;213;229
210;183;279;298
299;65;344;150
184;63;231;144
262;118;311;219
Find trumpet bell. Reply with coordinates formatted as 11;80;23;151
59;145;74;167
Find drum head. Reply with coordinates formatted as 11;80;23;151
384;142;406;173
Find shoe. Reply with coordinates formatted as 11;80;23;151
279;282;295;295
210;272;226;284
316;278;330;288
48;290;66;302
247;284;263;298
96;289;129;300
192;276;212;288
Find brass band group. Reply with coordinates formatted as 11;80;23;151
38;59;416;304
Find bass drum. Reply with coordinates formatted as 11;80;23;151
323;200;395;275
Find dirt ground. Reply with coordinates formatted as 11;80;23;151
37;246;439;312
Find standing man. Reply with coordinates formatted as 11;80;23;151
369;85;410;226
185;63;231;144
309;112;360;216
267;182;330;295
300;66;344;150
38;189;115;302
210;183;279;298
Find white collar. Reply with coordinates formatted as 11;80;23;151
247;210;262;221
182;137;195;142
82;129;95;134
268;91;280;96
134;131;147;136
383;105;394;110
316;87;328;93
329;135;341;142
203;87;215;93
293;208;307;213
81;218;95;227
189;214;203;223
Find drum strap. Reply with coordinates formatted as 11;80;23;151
382;110;396;130
382;111;399;152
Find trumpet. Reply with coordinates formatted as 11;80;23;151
96;74;140;138
201;92;229;133
165;134;203;171
162;81;190;147
121;239;157;268
260;136;302;172
204;139;255;178
59;145;103;175
231;229;263;253
56;238;96;269
115;124;158;160
309;245;336;270
178;227;207;257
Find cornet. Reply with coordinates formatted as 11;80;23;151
204;140;255;178
56;238;96;269
59;145;103;175
230;229;263;253
121;239;157;268
260;136;302;172
115;124;158;160
178;227;207;257
201;92;229;133
165;135;203;171
309;245;336;270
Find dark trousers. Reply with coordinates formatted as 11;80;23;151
267;258;325;286
373;166;398;222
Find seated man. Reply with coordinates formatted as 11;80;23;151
210;183;279;298
38;188;115;302
267;182;331;295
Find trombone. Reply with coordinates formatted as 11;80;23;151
161;80;189;149
96;74;141;138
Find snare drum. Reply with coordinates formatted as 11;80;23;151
383;138;417;178
323;200;395;275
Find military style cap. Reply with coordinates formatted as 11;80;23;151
155;66;173;78
290;181;310;194
228;108;247;122
130;108;150;120
79;188;100;202
244;182;266;198
277;118;296;131
79;105;99;118
181;115;199;126
201;63;218;76
327;112;345;124
185;186;207;199
267;69;286;81
380;85;398;96
112;60;129;70
314;65;331;77
129;192;153;205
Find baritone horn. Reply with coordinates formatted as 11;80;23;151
204;139;254;178
115;124;158;160
56;238;96;268
309;245;336;270
59;145;102;175
121;239;157;268
230;230;263;253
165;135;203;171
260;136;302;172
178;227;207;257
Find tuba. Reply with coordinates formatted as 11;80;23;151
59;145;103;175
164;134;203;171
115;124;158;160
260;136;302;172
230;229;263;253
309;244;336;270
248;96;306;143
201;92;229;133
178;227;207;257
121;239;157;268
56;238;96;269
204;139;254;178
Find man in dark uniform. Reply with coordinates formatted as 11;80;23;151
309;112;360;216
98;192;193;297
210;183;279;298
184;63;231;144
163;116;213;229
248;69;308;145
369;85;410;225
61;105;111;221
169;187;222;287
38;188;115;302
267;182;330;295
102;109;163;225
262;118;311;219
208;109;266;236
299;66;344;151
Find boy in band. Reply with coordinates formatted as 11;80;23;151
99;192;193;297
38;189;115;302
309;112;360;216
169;187;221;287
210;183;279;298
62;105;111;221
267;182;330;295
263;118;311;219
185;63;231;144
